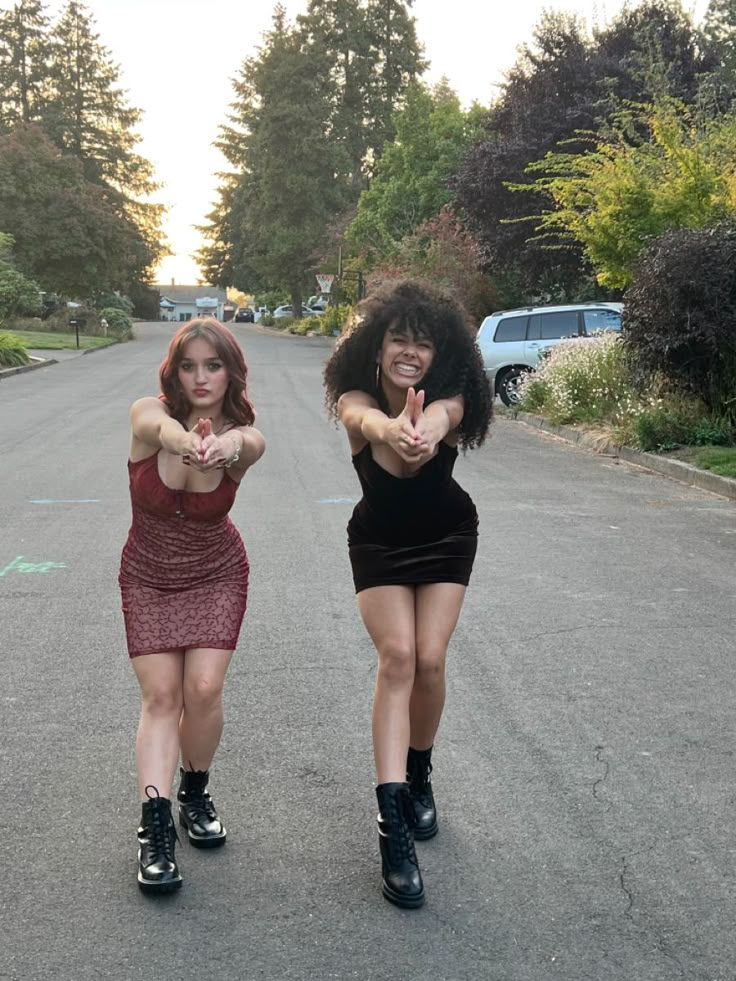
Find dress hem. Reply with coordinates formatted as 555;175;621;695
354;575;471;594
127;640;239;659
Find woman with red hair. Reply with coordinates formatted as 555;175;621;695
119;318;265;893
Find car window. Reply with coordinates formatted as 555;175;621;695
583;309;622;333
493;315;528;343
539;311;580;339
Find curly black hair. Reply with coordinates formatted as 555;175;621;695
323;280;493;449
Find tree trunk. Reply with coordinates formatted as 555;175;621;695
291;287;302;319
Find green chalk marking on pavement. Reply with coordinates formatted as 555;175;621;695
0;555;67;577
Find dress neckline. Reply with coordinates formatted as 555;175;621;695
128;451;234;496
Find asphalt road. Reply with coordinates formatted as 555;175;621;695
2;322;736;981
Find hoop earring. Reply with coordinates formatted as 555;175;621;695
375;363;381;390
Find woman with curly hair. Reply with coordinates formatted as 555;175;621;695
323;281;492;908
119;318;265;893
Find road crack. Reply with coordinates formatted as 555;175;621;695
592;744;611;810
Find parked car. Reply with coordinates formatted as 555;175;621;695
273;304;315;319
476;302;623;405
234;307;254;323
307;295;329;313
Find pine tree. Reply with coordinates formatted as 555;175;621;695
0;0;49;131
365;0;425;149
200;7;347;306
297;0;424;187
40;1;164;279
298;0;373;190
43;0;156;199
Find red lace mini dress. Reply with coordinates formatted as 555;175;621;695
118;452;249;658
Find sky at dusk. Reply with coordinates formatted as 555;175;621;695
25;0;711;285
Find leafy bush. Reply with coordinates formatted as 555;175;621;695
320;303;352;336
0;331;31;367
624;223;736;421
622;396;733;452
518;333;636;424
260;313;276;326
95;292;133;314
99;306;132;338
0;264;41;319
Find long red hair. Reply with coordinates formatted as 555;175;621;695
158;318;256;426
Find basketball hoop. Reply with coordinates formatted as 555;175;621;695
316;273;335;294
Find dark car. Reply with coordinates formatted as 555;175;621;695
234;308;255;323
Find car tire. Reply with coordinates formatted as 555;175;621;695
496;367;530;406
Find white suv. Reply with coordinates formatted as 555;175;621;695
477;302;623;405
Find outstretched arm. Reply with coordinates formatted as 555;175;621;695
130;397;203;458
338;389;428;463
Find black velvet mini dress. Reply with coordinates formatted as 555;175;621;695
347;440;478;593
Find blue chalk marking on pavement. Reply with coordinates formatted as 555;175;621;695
30;499;100;504
318;497;358;504
0;555;67;577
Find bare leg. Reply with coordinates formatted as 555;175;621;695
179;648;233;772
132;651;185;800
410;583;466;750
357;585;416;784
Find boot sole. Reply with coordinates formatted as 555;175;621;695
382;882;425;909
137;874;182;894
179;815;227;848
413;822;438;841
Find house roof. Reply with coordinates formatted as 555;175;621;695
155;284;227;304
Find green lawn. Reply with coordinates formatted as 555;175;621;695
8;330;118;350
693;446;736;478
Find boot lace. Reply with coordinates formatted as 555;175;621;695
384;791;418;863
186;791;218;825
144;785;178;860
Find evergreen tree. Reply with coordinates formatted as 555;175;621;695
297;0;373;190
0;0;49;131
199;7;347;309
297;0;424;188
42;0;154;196
365;0;425;149
39;1;164;280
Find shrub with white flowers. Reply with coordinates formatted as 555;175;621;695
518;332;636;425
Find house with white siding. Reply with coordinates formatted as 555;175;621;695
156;284;228;322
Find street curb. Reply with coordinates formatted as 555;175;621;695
506;409;736;502
0;339;119;380
0;357;59;380
81;339;120;354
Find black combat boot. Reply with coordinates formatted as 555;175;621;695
177;768;227;848
375;782;425;908
407;746;438;840
137;786;182;893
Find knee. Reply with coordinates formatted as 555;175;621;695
183;676;224;714
377;639;415;686
141;686;182;718
414;649;446;689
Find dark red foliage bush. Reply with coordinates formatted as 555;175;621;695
623;223;736;418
